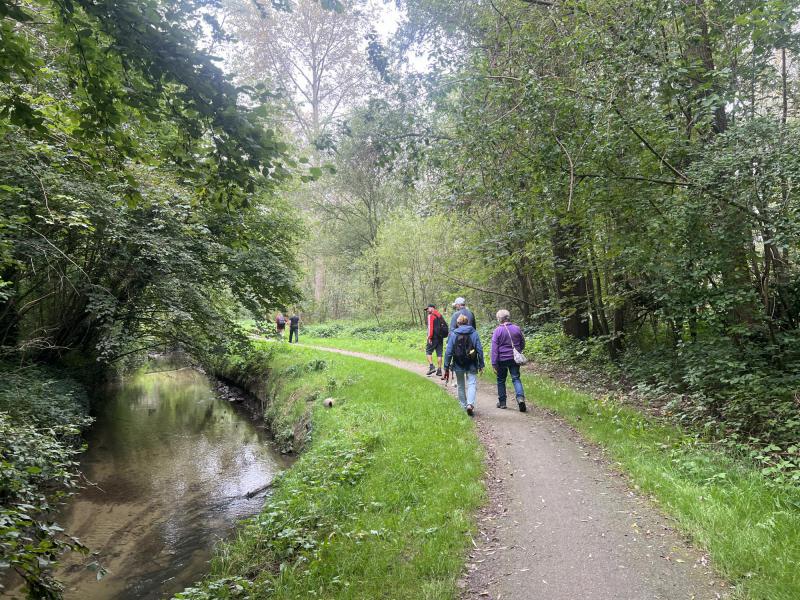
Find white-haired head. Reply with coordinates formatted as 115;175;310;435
496;309;511;323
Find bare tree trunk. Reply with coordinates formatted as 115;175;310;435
313;256;325;304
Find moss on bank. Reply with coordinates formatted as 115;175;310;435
176;343;484;599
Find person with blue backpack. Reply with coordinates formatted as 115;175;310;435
443;313;484;416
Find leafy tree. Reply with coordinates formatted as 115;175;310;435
0;0;305;366
386;0;800;451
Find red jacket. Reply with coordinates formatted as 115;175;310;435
427;309;443;339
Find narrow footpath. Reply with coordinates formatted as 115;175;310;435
303;345;731;600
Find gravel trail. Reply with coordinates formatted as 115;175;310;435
303;345;731;600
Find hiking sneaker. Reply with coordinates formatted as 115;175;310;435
436;368;442;377
426;365;436;375
496;401;507;409
466;404;474;416
517;398;527;413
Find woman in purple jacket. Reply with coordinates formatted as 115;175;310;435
490;309;527;412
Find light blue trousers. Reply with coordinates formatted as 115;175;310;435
455;369;478;408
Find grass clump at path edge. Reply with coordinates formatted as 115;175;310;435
176;342;484;600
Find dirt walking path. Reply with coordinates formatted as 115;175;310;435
304;345;731;600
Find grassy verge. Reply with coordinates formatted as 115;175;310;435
298;320;426;363
177;342;484;600
298;325;800;600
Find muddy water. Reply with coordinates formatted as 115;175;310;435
52;366;288;599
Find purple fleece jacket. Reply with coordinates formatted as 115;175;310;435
491;323;526;366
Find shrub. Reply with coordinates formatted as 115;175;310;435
0;364;92;597
0;414;90;598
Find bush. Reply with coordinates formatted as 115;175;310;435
0;414;90;598
302;323;346;338
0;365;89;428
0;364;92;598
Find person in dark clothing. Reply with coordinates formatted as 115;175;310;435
425;304;446;376
288;313;300;343
449;297;476;332
490;309;527;412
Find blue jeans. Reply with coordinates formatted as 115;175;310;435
496;360;525;404
455;369;478;409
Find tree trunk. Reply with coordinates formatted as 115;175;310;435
551;220;590;340
0;267;19;348
514;263;533;322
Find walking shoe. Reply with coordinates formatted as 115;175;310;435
496;401;507;409
426;365;436;375
466;404;474;416
517;398;527;413
436;368;442;377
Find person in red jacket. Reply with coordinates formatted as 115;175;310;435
424;304;447;376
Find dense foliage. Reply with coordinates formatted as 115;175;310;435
1;0;303;367
401;0;800;455
0;365;92;597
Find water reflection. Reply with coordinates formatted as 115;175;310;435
52;366;286;599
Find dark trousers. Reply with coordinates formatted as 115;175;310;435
496;359;525;403
289;327;299;343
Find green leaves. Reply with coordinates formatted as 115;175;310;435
0;409;90;598
1;0;295;200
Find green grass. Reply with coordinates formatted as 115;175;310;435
178;342;484;600
299;323;800;600
301;320;427;363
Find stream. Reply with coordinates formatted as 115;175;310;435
45;363;287;599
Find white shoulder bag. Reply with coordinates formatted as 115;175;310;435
503;323;528;365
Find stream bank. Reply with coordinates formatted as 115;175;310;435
4;359;288;600
175;342;484;600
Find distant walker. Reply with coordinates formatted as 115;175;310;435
288;313;300;343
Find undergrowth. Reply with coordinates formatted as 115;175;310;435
0;362;93;598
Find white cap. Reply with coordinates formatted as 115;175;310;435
453;297;466;307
